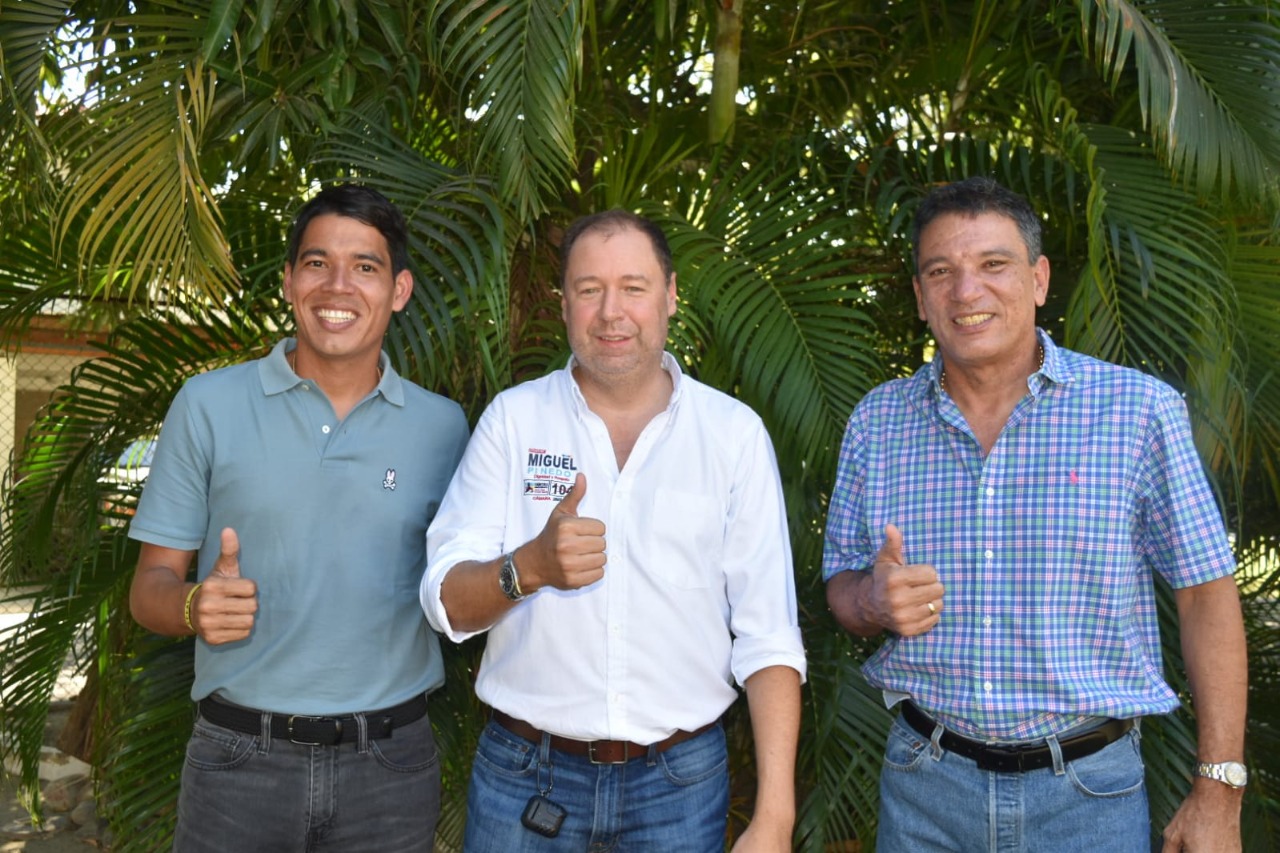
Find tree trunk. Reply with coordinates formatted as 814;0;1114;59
709;0;744;145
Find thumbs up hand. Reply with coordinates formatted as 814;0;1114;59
193;528;258;644
517;474;607;592
866;524;944;636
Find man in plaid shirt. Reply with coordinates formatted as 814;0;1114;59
824;177;1246;852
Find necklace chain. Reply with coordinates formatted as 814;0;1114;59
939;344;1044;393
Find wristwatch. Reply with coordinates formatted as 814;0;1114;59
1194;761;1248;789
498;551;528;601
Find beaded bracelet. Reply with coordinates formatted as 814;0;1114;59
183;582;203;633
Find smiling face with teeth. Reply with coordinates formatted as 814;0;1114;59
282;213;413;376
912;210;1049;383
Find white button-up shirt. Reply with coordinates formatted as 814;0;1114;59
422;354;806;743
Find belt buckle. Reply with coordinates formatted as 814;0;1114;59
978;745;1025;773
587;740;629;765
288;714;341;746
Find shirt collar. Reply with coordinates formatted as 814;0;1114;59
927;327;1064;399
259;337;403;406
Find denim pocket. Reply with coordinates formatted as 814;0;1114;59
657;726;727;786
883;716;932;773
472;721;539;780
370;716;440;773
1066;730;1145;798
185;718;259;772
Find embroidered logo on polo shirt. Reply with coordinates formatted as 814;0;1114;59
383;469;397;491
523;448;576;502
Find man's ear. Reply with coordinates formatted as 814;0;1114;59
282;264;295;304
392;269;414;311
1033;255;1050;307
666;273;678;317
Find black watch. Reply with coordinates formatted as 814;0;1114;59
498;551;528;601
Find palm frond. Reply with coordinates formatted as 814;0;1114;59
0;0;69;112
794;627;891;852
424;0;581;222
1066;126;1242;503
655;156;885;475
97;632;195;852
1228;234;1280;533
1082;0;1280;202
54;59;238;304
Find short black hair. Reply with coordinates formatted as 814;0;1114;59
913;177;1042;270
560;209;674;286
287;184;411;275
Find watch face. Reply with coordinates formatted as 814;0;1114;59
499;555;521;600
1224;762;1248;787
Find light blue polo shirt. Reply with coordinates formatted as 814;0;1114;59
130;338;470;714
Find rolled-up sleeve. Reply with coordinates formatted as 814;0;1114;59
724;418;807;687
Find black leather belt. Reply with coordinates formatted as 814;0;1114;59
491;709;719;765
198;694;427;746
900;701;1134;773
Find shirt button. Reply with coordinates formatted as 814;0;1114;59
301;384;310;392
983;616;992;627
986;487;995;497
321;425;331;434
983;681;993;692
984;549;994;560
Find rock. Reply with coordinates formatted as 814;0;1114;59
41;775;85;812
37;745;92;783
75;817;102;840
70;798;97;826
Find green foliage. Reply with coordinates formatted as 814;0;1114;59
1;1;1279;850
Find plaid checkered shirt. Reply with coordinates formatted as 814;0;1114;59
822;331;1236;741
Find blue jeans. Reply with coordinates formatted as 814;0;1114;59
172;707;441;852
462;718;729;852
876;715;1151;852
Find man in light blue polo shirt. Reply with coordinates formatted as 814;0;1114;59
128;184;469;852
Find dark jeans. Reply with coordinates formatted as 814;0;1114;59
172;707;440;852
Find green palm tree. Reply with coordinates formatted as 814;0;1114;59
1;2;1278;850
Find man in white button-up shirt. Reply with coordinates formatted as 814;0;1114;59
422;210;806;851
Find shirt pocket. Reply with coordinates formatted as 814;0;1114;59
646;488;723;590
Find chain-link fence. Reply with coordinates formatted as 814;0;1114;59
1;333;100;704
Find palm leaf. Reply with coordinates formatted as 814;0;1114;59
655;154;885;475
1082;0;1280;202
54;59;238;304
424;0;582;222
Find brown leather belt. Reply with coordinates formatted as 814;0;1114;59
490;709;719;765
900;700;1134;773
